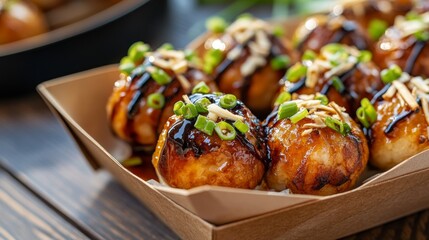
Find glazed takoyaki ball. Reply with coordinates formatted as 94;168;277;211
107;45;215;151
292;14;370;55
367;72;429;170
280;44;382;114
339;0;412;40
265;97;369;195
373;12;429;77
0;0;48;44
195;16;298;118
152;93;267;189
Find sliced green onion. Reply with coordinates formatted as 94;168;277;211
233;120;249;134
158;43;174;50
206;16;228;33
381;64;402;84
321;43;344;55
192;82;211;94
121;157;142;167
147;93;165;109
271;55;290;70
150;67;172;85
325;117;351;136
368;19;388;40
274;92;291;106
213;92;223;96
331;76;345;93
285;63;307;82
358;50;372;63
215;121;236;140
119;60;135;75
182;103;198;119
273;25;284;37
315;94;328;105
414;31;429;41
173;101;185;116
290;108;308;123
302;50;316;61
356;98;377;128
220;94;237;109
278;102;299;120
128;41;150;62
203;49;223;74
237;13;253;20
184;49;196;61
195;98;211;113
194;115;216;136
405;11;421;21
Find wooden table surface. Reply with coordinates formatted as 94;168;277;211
1;0;428;239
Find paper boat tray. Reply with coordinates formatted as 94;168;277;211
38;65;429;239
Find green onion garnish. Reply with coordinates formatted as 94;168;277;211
150;67;172;85
220;94;237;109
315;94;328;105
194;115;216;136
278;102;299;120
128;41;150;62
381;64;402;84
414;31;429;41
203;49;223;74
405;11;421;21
121;157;142;167
195;98;211;113
192;82;211;94
285;63;307;82
173;101;185;116
321;43;344;55
290;108;309;123
147;93;165;109
206;16;228;33
158;43;174;50
215;121;236;140
237;13;253;20
273;25;284;37
331;76;345;93
358;50;372;63
233;119;249;134
119;60;135;75
271;55;290;70
356;98;377;128
324;117;351;136
302;50;316;61
274;92;291;106
182;103;198;119
368;19;388;41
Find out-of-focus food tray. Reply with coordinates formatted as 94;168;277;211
0;0;164;97
38;65;429;239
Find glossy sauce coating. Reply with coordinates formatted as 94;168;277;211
265;116;368;195
152;94;267;189
370;97;429;170
293;15;370;54
107;66;213;151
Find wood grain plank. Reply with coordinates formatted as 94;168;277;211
0;95;178;240
0;170;89;240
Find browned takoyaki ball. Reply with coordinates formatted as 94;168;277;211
152;93;267;189
107;45;215;151
368;73;429;170
195;17;297;118
292;14;370;55
265;96;369;195
0;0;48;44
373;12;429;77
280;43;382;115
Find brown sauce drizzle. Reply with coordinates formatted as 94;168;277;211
404;40;426;74
370;83;391;104
384;110;416;134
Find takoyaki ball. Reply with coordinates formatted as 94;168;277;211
292;14;370;55
373;11;429;77
264;95;369;195
362;69;429;170
279;43;382;114
107;43;215;151
338;0;412;41
0;0;48;44
152;93;267;189
196;16;297;118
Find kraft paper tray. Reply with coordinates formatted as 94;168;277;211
38;65;429;239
